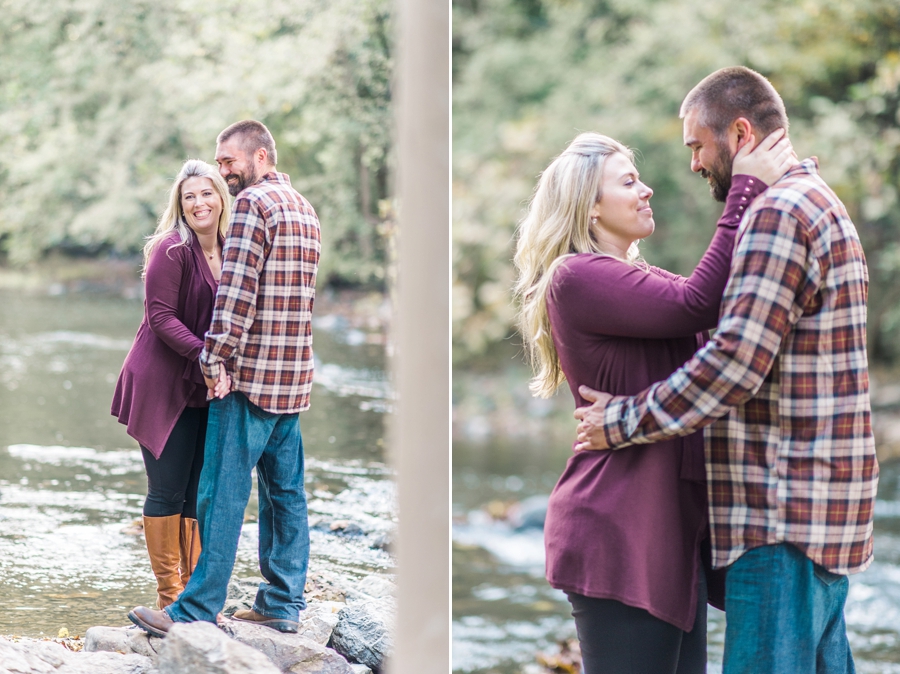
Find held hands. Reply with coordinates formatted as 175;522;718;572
731;129;799;186
203;363;232;399
573;385;615;451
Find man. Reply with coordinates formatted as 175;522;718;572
573;66;877;673
129;120;321;636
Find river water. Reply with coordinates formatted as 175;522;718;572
0;284;394;637
453;436;900;674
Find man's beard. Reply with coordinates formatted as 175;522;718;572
225;165;260;197
700;142;733;203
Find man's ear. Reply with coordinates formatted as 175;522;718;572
732;117;753;152
257;148;268;165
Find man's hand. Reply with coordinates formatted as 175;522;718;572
204;363;232;400
573;385;614;451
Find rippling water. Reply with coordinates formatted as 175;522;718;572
0;287;394;637
453;437;900;674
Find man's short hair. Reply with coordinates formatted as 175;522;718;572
680;66;789;140
217;120;278;166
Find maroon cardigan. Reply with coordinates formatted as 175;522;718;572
111;231;220;458
543;175;766;632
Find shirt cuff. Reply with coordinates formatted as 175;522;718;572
199;349;219;380
717;174;768;229
602;396;629;448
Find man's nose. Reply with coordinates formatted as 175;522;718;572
690;155;702;173
219;165;229;178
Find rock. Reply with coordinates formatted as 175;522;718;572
59;651;153;674
126;630;164;661
157;621;280;674
368;532;392;551
223;576;264;616
351;575;395;600
0;638;65;674
349;665;372;674
220;619;352;674
84;625;131;654
298;601;344;645
329;598;394;671
510;495;549;531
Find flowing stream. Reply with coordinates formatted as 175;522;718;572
0;285;394;637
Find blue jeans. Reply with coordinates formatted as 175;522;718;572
723;543;855;674
165;391;310;623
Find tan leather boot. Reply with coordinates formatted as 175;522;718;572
143;515;184;609
179;517;201;587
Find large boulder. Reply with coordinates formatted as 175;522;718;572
328;600;393;672
0;638;152;674
157;622;280;674
297;602;344;646
83;626;163;663
220;619;353;674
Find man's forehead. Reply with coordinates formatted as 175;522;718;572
215;138;245;159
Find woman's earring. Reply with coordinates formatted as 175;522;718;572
590;217;598;225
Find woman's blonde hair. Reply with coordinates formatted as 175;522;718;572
513;132;642;398
142;159;231;278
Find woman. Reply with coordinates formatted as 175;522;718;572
111;159;230;609
513;132;793;673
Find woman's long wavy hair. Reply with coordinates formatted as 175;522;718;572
142;159;231;278
513;132;642;398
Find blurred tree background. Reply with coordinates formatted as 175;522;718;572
453;0;900;392
0;0;393;287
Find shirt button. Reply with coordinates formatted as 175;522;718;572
741;196;747;201
745;187;751;191
749;179;754;184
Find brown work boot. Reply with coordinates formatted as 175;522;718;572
128;605;175;638
143;515;184;608
231;608;300;633
179;516;201;587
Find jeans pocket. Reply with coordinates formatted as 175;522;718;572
813;564;843;587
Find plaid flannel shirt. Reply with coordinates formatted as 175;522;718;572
601;158;878;574
200;172;321;413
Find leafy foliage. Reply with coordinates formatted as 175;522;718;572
0;0;393;286
453;0;900;363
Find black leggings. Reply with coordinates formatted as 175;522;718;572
566;569;707;674
140;406;207;519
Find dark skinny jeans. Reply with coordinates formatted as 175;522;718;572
140;406;207;519
566;567;707;674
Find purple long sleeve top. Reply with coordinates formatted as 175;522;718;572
111;231;221;458
543;175;766;631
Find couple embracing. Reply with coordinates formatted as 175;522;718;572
111;120;321;636
515;66;878;673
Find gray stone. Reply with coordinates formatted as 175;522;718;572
329;599;394;671
223;577;263;617
0;638;64;674
221;620;353;674
157;622;280;674
126;631;163;661
352;576;395;600
57;651;152;674
297;602;344;645
83;626;132;654
349;664;372;674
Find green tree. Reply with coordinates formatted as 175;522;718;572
0;0;393;287
453;0;900;364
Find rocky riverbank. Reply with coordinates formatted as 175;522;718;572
0;571;395;674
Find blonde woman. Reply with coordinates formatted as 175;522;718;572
112;160;230;609
514;131;793;673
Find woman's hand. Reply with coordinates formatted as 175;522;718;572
731;129;798;185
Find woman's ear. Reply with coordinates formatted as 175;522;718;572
589;200;602;224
